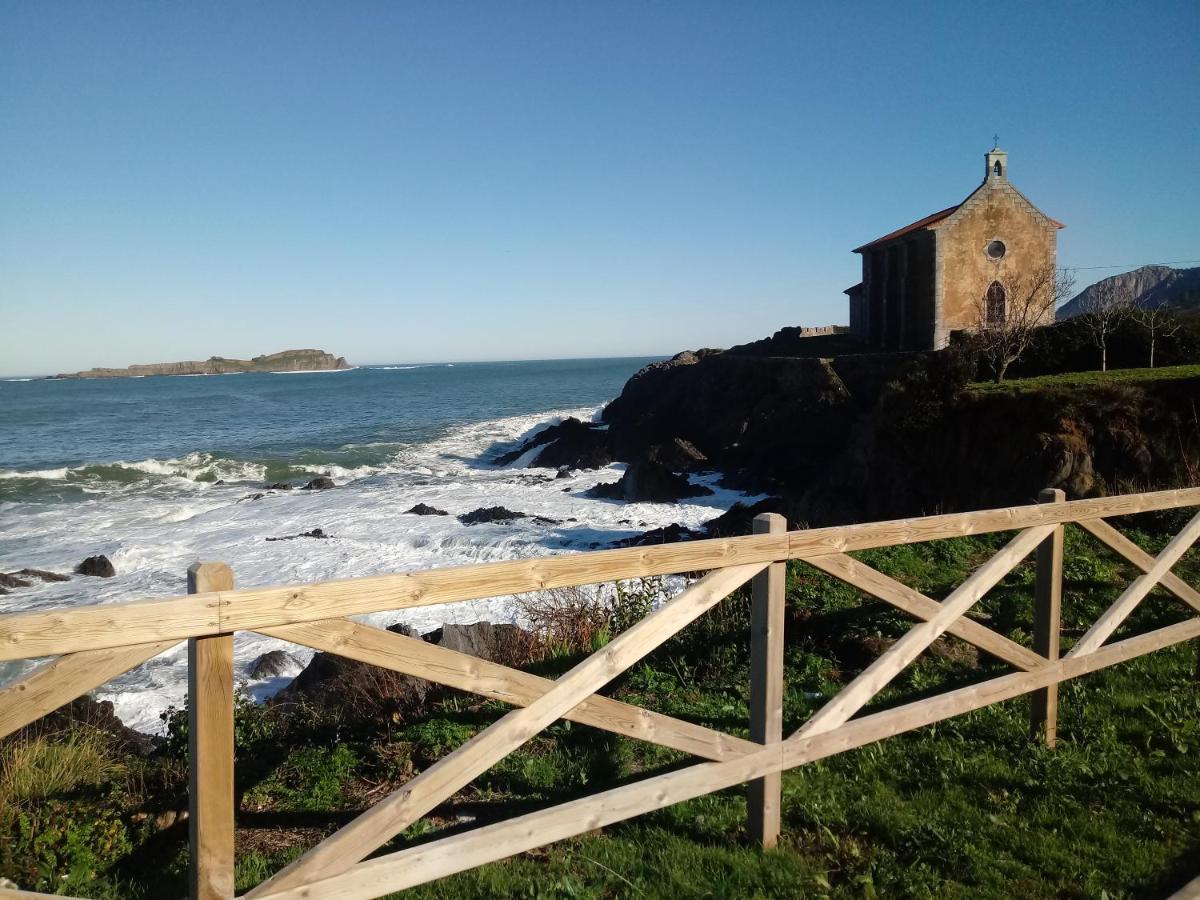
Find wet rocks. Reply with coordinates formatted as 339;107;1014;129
0;573;31;589
75;555;116;578
495;417;614;470
587;460;713;503
249;649;301;679
302;476;335;491
458;506;528;525
16;568;70;582
265;528;329;542
611;523;703;547
265;481;294;491
406;503;449;516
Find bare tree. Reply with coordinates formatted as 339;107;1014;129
972;263;1076;383
1077;278;1133;371
1131;301;1181;368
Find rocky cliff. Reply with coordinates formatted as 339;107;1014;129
1058;265;1200;318
55;349;351;379
520;342;1199;531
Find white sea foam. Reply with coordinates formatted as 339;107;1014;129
0;404;763;733
269;367;357;375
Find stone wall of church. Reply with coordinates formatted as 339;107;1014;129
937;182;1058;335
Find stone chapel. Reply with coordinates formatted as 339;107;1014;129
845;147;1064;350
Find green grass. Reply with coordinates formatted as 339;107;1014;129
3;516;1200;898
970;363;1200;393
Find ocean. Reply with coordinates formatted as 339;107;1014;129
0;359;758;731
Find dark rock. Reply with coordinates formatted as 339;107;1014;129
425;622;529;663
265;528;329;542
16;568;70;583
75;555;116;578
249;649;300;679
495;417;614;470
611;522;703;547
458;506;529;525
276;622;533;720
240;492;266;502
17;696;155;756
0;573;32;589
302;476;335;491
702;499;787;537
587;461;714;503
265;482;294;491
644;438;708;472
406;503;449;516
556;467;573;479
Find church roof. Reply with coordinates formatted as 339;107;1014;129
852;204;960;253
852;196;1065;254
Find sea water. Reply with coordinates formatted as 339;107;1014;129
0;359;759;731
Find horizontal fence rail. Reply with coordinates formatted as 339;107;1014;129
0;486;1198;899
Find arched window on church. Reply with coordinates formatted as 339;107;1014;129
993;160;1003;177
986;281;1006;326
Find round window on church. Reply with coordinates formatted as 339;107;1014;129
986;240;1007;260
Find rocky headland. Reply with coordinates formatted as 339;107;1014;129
498;320;1200;536
53;348;351;379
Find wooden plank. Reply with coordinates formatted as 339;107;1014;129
1067;510;1200;659
248;562;766;897
1031;488;1065;747
794;525;1055;739
1075;518;1200;614
188;563;236;900
259;619;758;761
5;488;1200;661
1171;874;1200;899
253;614;1200;900
747;513;786;848
0;640;175;740
803;553;1047;671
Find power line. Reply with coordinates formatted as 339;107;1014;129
1064;258;1200;272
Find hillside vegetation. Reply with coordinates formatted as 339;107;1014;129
3;511;1198;898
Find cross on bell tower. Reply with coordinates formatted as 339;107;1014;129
985;143;1008;182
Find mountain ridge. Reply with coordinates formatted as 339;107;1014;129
1058;264;1200;318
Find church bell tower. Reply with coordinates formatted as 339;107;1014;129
985;143;1008;182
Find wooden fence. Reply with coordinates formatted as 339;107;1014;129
1;487;1200;899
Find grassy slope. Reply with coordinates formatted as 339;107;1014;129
3;515;1199;898
970;364;1200;393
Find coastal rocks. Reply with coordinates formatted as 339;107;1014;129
76;555;116;578
302;476;335;491
495;417;614;470
278;622;535;721
249;649;301;679
0;568;72;592
611;523;703;547
16;568;70;582
406;503;449;516
265;482;294;491
587;460;713;503
55;348;351;380
265;528;329;542
643;438;708;472
702;499;787;537
458;506;527;525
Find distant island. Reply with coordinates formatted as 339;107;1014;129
53;349;352;379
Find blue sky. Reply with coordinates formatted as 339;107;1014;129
1;1;1198;376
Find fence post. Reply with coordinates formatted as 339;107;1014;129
1031;489;1065;747
188;562;236;900
748;512;786;848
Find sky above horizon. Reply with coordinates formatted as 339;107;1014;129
2;2;1198;376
